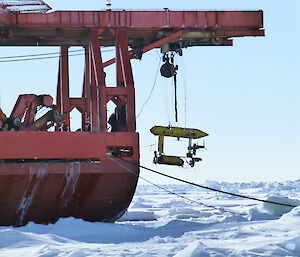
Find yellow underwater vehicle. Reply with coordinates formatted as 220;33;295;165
151;126;209;167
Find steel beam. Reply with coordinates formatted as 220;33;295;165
103;30;189;68
81;46;91;130
58;46;70;130
90;30;107;132
13;10;263;29
115;30;135;132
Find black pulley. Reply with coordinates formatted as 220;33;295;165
160;60;176;78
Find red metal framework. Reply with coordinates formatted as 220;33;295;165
0;10;264;134
0;9;264;226
0;0;51;13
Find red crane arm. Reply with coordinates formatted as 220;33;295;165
0;10;264;46
14;10;263;29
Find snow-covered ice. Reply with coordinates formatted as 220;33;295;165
1;180;300;256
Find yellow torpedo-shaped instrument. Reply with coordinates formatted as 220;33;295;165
150;126;208;167
150;126;208;139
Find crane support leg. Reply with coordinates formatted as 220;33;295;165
81;46;92;130
58;46;70;130
114;29;136;132
90;29;107;132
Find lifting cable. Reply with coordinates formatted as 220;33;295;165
174;72;178;123
0;52;84;63
180;56;187;127
113;156;298;208
136;59;161;119
0;49;84;59
108;156;247;217
0;48;114;63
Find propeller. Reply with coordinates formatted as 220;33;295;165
191;141;206;155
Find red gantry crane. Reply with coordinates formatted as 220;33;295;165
0;1;264;226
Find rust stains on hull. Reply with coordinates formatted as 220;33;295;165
0;160;139;226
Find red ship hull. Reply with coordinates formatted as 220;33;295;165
0;161;139;226
0;132;139;226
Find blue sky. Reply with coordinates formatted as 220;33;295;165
0;0;299;184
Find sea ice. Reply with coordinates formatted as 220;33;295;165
1;181;300;256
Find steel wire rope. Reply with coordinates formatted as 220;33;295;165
164;78;171;124
160;56;171;124
180;56;187;127
114;156;298;208
108;156;247;217
0;52;85;62
170;73;176;125
0;49;84;59
170;55;181;126
136;58;161;119
0;48;115;63
173;71;178;123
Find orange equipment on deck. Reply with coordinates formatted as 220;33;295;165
0;1;264;226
